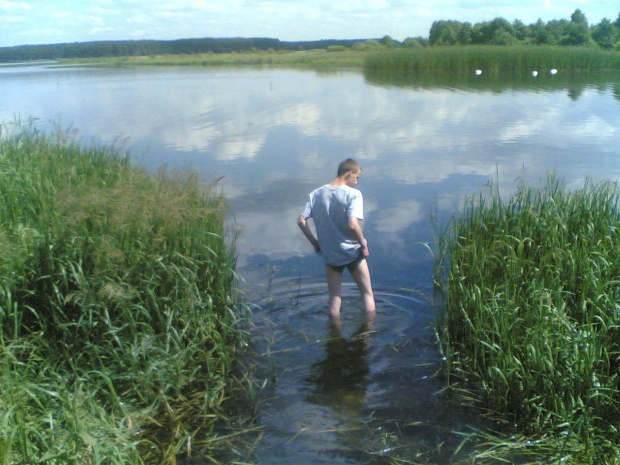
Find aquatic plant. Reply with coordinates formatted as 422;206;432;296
365;45;620;76
0;123;247;463
436;174;620;463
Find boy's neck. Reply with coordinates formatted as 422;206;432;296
328;176;347;186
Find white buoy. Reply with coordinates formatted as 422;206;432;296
550;68;558;75
532;70;538;77
475;69;482;76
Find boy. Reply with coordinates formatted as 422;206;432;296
297;159;376;316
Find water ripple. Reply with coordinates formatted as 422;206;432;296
236;276;481;464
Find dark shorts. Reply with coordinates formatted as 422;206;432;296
328;252;365;274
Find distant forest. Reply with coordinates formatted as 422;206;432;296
0;9;619;63
428;9;620;48
0;37;368;63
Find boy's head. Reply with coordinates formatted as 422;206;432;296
338;158;362;187
337;158;361;177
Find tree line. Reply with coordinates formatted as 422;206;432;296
428;9;620;49
1;9;619;63
0;37;364;63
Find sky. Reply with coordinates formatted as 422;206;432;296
1;0;618;48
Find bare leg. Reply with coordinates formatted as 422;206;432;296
329;312;342;331
351;259;376;313
325;265;343;317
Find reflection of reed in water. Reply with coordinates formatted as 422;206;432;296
305;319;371;412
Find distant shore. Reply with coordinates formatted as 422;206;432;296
0;60;59;67
58;45;620;75
59;48;370;68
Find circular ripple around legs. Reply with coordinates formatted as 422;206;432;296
239;276;480;464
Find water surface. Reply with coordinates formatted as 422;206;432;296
2;65;619;463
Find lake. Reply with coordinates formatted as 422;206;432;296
1;64;619;463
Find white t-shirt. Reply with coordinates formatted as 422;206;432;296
300;184;364;266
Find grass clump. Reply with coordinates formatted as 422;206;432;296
436;174;620;463
365;45;620;76
0;123;246;463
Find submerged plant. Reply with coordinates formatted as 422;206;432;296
0;123;248;464
436;174;620;463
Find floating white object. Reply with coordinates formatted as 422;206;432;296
532;70;538;77
550;68;558;75
475;69;482;76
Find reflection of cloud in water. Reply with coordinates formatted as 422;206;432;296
216;133;265;160
562;116;617;139
205;102;321;161
385;157;502;186
275;102;321;133
161;123;221;152
500;108;617;145
374;199;422;235
13;69;617;191
162;101;321;160
234;205;310;267
298;150;331;180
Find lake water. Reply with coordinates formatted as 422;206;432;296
2;64;619;463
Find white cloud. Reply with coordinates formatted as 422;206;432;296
1;0;618;47
124;14;149;24
49;11;72;19
89;26;115;35
0;1;31;9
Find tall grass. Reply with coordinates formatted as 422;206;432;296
366;45;620;76
63;48;367;68
0;123;247;463
436;175;620;463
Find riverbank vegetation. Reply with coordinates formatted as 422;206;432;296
0;124;247;463
53;44;620;81
429;9;620;49
436;175;620;463
0;37;387;64
364;45;620;77
63;47;370;69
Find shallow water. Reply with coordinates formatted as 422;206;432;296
236;277;481;464
1;64;619;463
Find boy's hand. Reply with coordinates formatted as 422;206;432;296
360;239;370;257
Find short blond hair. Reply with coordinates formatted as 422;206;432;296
337;158;361;177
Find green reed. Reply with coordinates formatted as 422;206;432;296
436;174;620;463
365;45;620;76
64;48;367;68
0;123;247;464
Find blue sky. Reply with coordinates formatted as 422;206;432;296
1;0;618;47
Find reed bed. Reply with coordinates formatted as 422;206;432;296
0;124;247;464
63;48;367;69
436;175;620;463
366;45;620;76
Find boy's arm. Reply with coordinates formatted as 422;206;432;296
348;216;369;257
297;216;321;253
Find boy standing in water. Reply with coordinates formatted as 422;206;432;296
297;159;376;317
